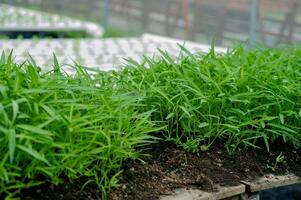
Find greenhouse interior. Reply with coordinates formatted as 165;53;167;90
0;0;300;200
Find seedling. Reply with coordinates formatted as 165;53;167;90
268;152;285;171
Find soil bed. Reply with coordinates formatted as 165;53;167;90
20;177;100;200
20;141;301;200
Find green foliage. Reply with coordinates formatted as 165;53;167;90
103;45;301;153
1;44;301;198
0;53;159;198
103;27;125;38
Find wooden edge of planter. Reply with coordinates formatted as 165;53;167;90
160;184;246;200
240;173;301;193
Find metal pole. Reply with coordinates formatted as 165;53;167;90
103;0;110;28
141;1;149;31
249;0;258;48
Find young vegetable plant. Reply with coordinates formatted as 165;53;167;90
0;52;161;199
1;43;301;199
106;44;301;153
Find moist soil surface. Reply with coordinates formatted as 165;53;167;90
19;141;301;200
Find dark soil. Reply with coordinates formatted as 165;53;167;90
110;141;301;200
19;140;301;200
20;177;101;200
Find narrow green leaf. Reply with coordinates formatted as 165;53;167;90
269;123;296;133
16;124;52;136
0;51;6;65
27;54;37;67
11;100;19;123
8;129;16;163
165;113;175;120
17;145;50;166
158;49;175;65
263;136;270;152
53;53;61;74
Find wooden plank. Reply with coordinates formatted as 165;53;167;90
160;184;245;200
241;174;301;193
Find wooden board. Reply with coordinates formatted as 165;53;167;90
160;184;245;200
241;174;301;193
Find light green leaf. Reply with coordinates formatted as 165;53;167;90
16;124;52;136
165;113;175;120
12;100;19;123
198;122;209;128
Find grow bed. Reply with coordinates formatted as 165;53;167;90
0;29;89;39
0;44;300;199
0;3;103;38
0;34;226;72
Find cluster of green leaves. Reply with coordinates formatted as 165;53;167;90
1;44;301;198
0;53;158;198
101;45;301;153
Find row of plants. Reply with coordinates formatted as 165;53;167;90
0;44;301;199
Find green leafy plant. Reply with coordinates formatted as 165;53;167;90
105;44;301;153
0;52;160;199
1;43;301;199
103;27;125;38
